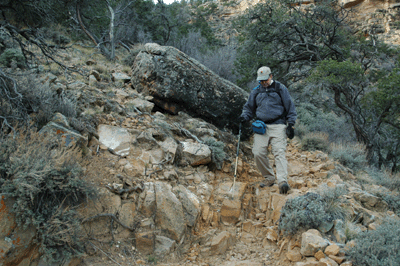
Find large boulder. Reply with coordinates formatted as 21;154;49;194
131;43;248;131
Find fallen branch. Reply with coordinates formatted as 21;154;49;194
173;122;203;143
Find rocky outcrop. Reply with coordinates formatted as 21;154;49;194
131;43;248;131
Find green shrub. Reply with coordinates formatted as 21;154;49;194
202;137;226;170
378;192;400;216
279;187;347;236
0;48;26;68
52;33;71;45
365;167;400;191
347;218;400;266
344;221;363;241
18;77;77;128
329;142;367;172
300;132;330;152
0;129;96;263
296;102;356;143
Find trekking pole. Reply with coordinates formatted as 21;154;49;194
230;123;242;192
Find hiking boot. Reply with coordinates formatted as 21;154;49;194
260;177;275;188
279;181;290;194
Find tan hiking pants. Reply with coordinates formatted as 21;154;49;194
252;124;288;184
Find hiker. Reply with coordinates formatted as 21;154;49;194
239;66;297;194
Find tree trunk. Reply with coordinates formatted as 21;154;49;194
76;0;112;60
107;1;115;60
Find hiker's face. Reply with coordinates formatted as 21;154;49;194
260;75;272;87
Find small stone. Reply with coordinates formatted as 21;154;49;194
325;244;340;256
314;250;325;260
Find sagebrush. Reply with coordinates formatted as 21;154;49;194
279;186;347;236
347;218;400;266
300;132;330;152
0;129;96;263
329;142;367;172
202;136;226;169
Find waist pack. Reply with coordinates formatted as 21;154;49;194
252;120;266;134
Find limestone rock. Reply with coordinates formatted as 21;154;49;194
135;232;155;255
157;136;179;163
180;141;212;166
131;43;248;131
210;231;235;255
138;183;156;217
220;198;242;224
154;236;176;257
173;185;201;227
324;244;340;256
98;124;131;157
287;247;302;262
39;121;86;148
154;182;186;241
320;257;339;266
349;188;388;211
127;98;154;113
111;72;131;83
300;229;330;256
314;250;325;260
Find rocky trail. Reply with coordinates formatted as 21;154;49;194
1;42;398;266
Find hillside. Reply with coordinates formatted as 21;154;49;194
1;41;399;266
198;0;400;46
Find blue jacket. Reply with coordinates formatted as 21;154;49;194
241;81;297;125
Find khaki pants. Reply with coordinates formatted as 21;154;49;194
252;124;288;184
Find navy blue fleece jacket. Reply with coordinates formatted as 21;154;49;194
240;81;297;125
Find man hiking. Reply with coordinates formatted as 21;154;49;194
239;66;297;194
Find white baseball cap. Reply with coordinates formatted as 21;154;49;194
257;66;272;81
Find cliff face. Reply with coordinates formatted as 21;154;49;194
199;0;400;46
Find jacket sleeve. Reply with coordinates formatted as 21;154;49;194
280;84;297;125
240;88;258;121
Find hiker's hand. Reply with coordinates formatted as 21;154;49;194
239;116;248;124
286;124;294;139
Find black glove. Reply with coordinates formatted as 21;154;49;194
286;124;294;139
239;116;248;124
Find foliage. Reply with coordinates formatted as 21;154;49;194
234;0;354;87
329;142;368;172
278;187;347;236
347;218;400;266
202;137;226;169
296;102;355;143
0;129;96;263
378;192;400;216
0;70;28;131
0;0;74;70
364;167;400;192
308;57;400;172
362;67;400;172
17;76;77;129
0;70;96;136
344;221;363;241
170;29;236;82
0;48;26;68
300;132;330;152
